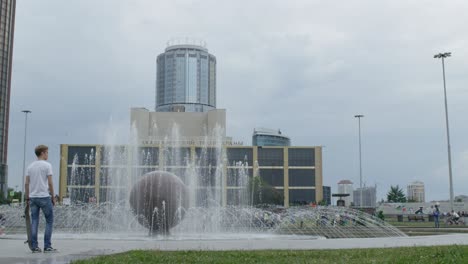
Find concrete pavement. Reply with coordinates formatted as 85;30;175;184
1;233;468;264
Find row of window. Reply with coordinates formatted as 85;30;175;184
66;166;315;188
67;147;315;166
65;187;316;205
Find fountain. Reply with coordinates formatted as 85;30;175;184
0;124;406;240
129;171;189;235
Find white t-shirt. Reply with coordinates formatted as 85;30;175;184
27;160;53;198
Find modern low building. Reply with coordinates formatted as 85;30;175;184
407;181;425;202
156;42;216;113
337;180;354;207
0;0;16;198
353;186;376;208
59;144;323;207
252;128;291;147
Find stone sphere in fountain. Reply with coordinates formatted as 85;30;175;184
129;171;189;235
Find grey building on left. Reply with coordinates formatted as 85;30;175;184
0;0;16;199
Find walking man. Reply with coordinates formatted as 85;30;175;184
25;145;57;253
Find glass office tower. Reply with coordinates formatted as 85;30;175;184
0;0;16;199
156;44;216;112
252;128;291;147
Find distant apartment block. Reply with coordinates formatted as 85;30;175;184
407;181;425;202
353;186;376;208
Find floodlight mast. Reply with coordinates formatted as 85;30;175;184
433;52;454;211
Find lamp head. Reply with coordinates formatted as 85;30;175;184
434;52;451;59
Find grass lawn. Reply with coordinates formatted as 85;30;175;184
72;245;468;264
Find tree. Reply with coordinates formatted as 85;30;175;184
248;177;283;206
387;185;407;203
377;210;385;221
318;200;328;206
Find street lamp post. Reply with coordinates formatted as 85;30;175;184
21;110;31;204
434;52;454;211
354;114;364;207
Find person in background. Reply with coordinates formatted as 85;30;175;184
451;210;460;223
433;204;440;228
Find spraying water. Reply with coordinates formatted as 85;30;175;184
0;122;406;239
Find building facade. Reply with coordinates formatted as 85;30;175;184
252;128;291;147
407;181;425;202
131;107;228;143
0;0;16;198
353;186;377;208
156;43;216;113
59;144;323;207
337;180;353;207
322;186;331;205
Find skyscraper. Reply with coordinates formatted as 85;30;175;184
0;0;16;199
156;42;216;112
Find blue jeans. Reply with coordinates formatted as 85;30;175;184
30;197;54;249
434;215;440;228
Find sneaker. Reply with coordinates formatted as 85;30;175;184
43;247;58;253
31;248;42;253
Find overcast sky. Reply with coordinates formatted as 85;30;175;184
7;0;468;202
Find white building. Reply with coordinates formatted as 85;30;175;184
337;180;354;207
407;181;425;202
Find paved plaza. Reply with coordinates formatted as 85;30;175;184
1;233;468;263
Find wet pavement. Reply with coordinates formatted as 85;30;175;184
2;233;468;263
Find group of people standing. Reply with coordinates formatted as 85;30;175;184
433;204;465;228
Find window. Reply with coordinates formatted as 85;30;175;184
163;147;190;166
138;147;159;166
67;167;95;186
288;148;314;166
258;148;283;166
289;189;315;205
100;146;128;165
289;169;315;186
195;147;219;166
259;169;284;186
68;146;96;165
227;148;253;164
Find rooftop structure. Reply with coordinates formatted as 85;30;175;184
252;128;291;147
